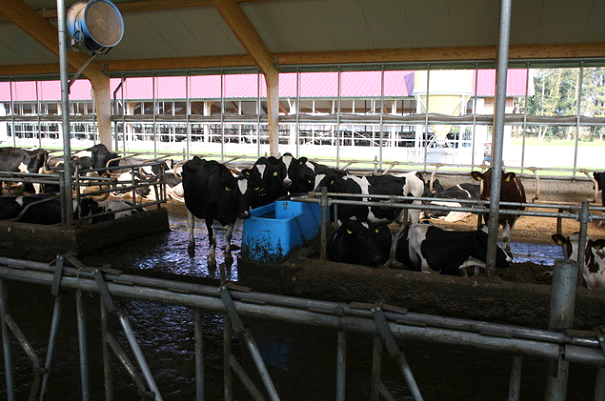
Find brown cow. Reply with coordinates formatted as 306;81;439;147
470;168;526;256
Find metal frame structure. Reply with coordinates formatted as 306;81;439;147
1;251;604;401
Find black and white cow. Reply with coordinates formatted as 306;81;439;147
280;153;346;195
423;183;481;222
72;144;119;175
552;232;605;290
0;195;142;225
314;171;423;225
327;219;392;266
182;156;257;268
471;168;526;256
397;223;511;276
0;147;49;193
242;156;288;208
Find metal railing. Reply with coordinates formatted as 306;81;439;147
0;159;169;225
0;254;604;401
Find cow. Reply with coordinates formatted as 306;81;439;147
552;232;605;290
593;172;605;225
72;144;119;176
314;171;423;225
327;219;392;266
181;156;257;268
280;153;346;195
423;183;481;222
397;223;511;276
0;147;49;194
314;170;424;267
471;168;526;256
0;195;142;225
77;198;145;224
241;156;288;208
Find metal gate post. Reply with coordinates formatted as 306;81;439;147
544;259;578;401
40;257;66;401
0;278;15;401
93;270;163;401
75;289;90;401
100;301;114;401
320;187;328;261
336;330;347;401
372;306;424;401
595;365;605;401
370;336;382;401
508;355;523;401
220;284;280;401
194;310;205;401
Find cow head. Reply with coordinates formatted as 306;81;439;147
471;168;518;200
327;219;391;266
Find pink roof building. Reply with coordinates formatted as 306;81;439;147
0;70;531;102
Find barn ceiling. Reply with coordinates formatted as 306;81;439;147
0;0;604;80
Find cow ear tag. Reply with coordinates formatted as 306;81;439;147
224;186;232;191
347;229;353;234
273;171;278;176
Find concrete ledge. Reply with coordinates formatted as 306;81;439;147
240;242;605;330
0;207;169;263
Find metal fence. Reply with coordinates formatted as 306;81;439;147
1;253;604;401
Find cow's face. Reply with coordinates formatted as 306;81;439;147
471;168;517;199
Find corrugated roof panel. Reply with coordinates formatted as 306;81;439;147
156;76;187;99
474;69;533;97
123;77;153;100
190;75;222;99
0;71;532;102
299;72;339;97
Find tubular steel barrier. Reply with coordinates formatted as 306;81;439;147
1;255;605;400
291;191;605;273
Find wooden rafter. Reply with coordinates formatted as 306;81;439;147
1;42;604;78
210;0;278;77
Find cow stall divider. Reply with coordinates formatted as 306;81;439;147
0;158;169;223
2;253;605;400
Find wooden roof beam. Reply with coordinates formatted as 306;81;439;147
210;0;278;77
1;43;604;78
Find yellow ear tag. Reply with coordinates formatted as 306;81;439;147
505;176;511;182
273;171;278;176
346;229;353;234
224;186;232;191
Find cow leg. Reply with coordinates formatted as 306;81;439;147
187;211;196;256
206;219;217;269
224;223;235;267
382;223;406;269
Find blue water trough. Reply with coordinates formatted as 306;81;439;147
242;200;323;264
